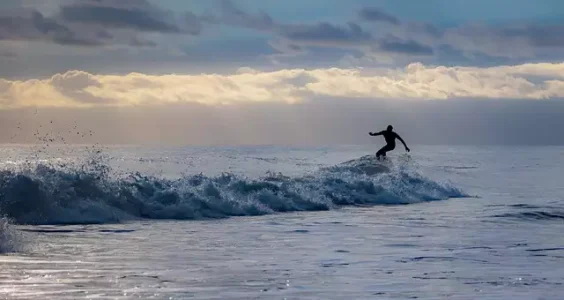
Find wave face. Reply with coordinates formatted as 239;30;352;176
0;156;466;225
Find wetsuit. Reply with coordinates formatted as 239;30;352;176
376;131;398;158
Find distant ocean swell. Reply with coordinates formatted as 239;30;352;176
492;204;564;221
0;158;466;226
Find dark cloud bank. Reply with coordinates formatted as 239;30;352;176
0;0;201;47
3;0;564;78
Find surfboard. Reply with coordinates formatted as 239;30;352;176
337;155;391;175
353;160;390;175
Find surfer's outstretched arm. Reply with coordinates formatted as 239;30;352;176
369;131;383;136
395;133;410;152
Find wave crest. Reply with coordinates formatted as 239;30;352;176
0;156;466;225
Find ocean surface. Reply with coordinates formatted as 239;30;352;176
0;144;563;299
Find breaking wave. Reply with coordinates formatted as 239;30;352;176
0;154;467;225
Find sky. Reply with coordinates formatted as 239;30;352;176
1;0;564;145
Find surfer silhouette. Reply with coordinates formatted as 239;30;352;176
369;125;410;160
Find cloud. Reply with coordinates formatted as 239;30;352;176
207;2;564;65
215;0;274;31
377;36;433;55
0;9;102;46
1;62;564;109
0;0;203;49
203;1;374;54
128;36;157;47
359;7;400;25
359;7;564;62
4;0;564;73
59;0;187;34
357;7;564;58
460;24;564;49
267;39;307;64
50;70;115;104
279;22;372;46
400;22;564;63
183;11;204;35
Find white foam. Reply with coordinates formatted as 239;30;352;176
0;156;467;225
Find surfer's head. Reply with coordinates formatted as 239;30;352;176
387;125;393;131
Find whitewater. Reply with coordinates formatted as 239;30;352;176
1;144;563;299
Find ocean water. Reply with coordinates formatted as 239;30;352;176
0;144;563;299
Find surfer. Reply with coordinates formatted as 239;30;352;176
369;125;410;160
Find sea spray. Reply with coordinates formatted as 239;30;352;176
0;154;467;225
0;215;23;253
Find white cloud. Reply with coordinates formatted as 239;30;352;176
1;62;564;108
